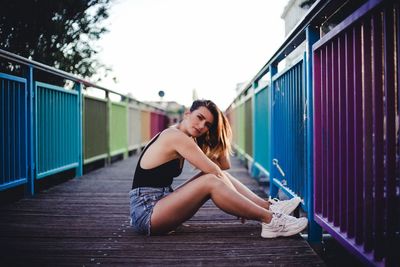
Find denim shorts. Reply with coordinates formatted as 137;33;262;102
129;186;173;236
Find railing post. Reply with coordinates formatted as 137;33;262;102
76;82;83;177
26;65;35;196
305;25;322;244
269;64;278;198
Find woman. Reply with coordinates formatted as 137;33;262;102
129;99;307;238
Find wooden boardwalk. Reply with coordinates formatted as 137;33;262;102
0;155;325;266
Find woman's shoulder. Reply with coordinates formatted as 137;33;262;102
160;126;186;138
160;127;192;143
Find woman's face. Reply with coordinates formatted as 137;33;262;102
185;106;214;137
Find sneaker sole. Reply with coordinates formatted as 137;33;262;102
261;218;308;238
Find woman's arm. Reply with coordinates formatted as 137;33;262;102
174;171;204;190
169;130;224;177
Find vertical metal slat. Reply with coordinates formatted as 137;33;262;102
362;15;373;252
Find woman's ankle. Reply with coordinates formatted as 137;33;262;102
264;200;271;210
261;212;273;224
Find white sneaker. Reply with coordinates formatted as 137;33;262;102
269;196;302;215
261;213;308;238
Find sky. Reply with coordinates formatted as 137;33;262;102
96;0;288;110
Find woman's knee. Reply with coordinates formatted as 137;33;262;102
200;173;219;182
199;174;225;191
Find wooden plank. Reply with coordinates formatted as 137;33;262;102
0;155;325;266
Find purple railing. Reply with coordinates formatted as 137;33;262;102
313;1;399;265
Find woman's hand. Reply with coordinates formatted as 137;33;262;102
213;151;231;170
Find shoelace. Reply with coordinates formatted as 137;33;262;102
273;213;288;231
268;196;280;204
273;212;299;231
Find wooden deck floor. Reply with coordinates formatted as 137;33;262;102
0;155;325;266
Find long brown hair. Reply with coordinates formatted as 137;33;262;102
190;100;232;159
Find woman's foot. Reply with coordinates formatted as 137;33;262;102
269;196;302;215
261;212;308;238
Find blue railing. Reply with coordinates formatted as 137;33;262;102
0;73;28;191
270;57;306;200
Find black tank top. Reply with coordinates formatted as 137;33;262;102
131;132;183;189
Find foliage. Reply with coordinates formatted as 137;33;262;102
0;0;112;79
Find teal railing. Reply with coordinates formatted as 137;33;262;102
0;49;170;196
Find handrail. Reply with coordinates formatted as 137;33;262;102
230;0;348;104
0;48;166;112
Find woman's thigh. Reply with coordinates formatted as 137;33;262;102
150;174;217;234
129;187;171;236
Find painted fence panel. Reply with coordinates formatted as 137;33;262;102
83;96;107;164
253;85;270;177
225;107;232;127
237;103;245;154
128;105;142;150
244;97;253;157
150;112;158;138
141;110;151;144
313;2;399;265
271;59;305;198
231;108;238;147
0;74;28;190
153;112;166;137
158;114;163;133
35;82;79;179
161;114;169;131
226;107;238;148
109;101;128;157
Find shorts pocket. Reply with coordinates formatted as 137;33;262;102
142;193;159;209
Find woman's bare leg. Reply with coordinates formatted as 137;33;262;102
176;171;240;194
223;171;270;209
150;174;273;234
176;171;270;209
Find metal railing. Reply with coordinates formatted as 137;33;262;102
226;0;399;265
0;49;170;195
35;82;79;179
0;73;28;191
270;57;306;201
312;0;399;265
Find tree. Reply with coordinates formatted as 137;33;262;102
0;0;112;80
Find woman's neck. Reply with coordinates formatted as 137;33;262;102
173;122;190;137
